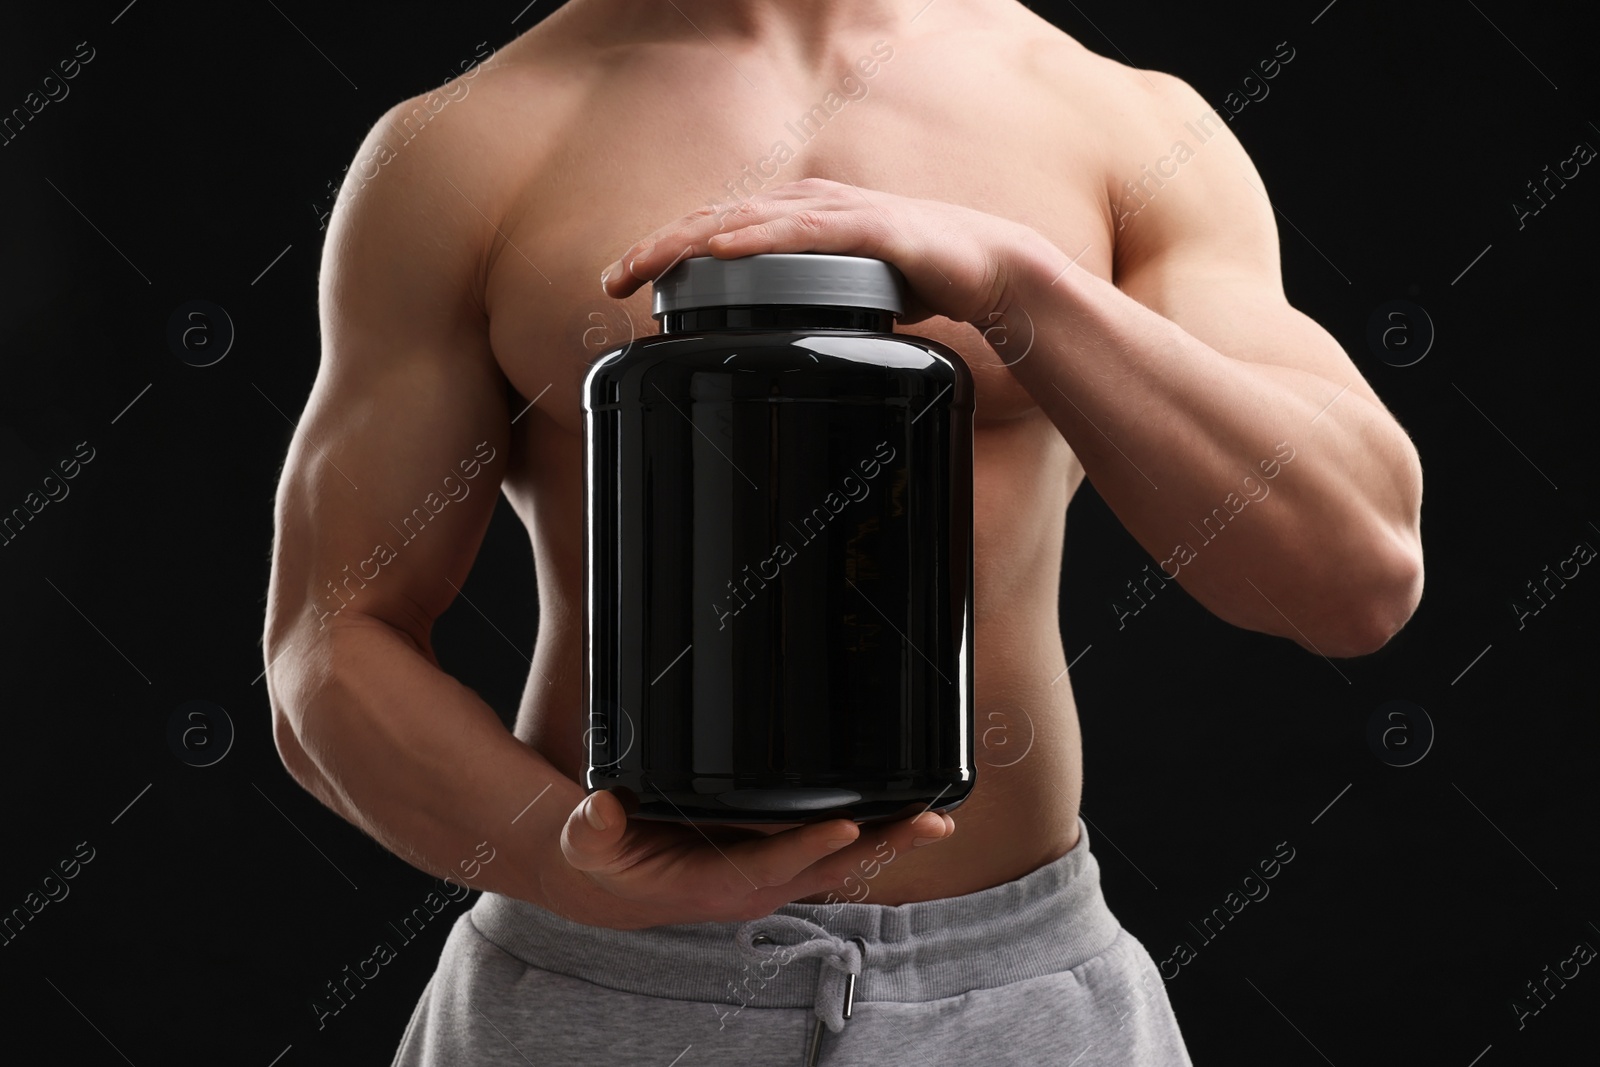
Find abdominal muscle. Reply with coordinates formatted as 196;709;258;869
516;619;1086;906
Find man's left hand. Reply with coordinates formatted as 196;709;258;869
599;177;1052;328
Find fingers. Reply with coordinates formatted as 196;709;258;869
554;790;960;926
600;211;763;298
600;180;863;298
600;206;889;299
600;237;696;298
720;818;862;889
782;810;955;902
559;789;632;873
705;208;897;264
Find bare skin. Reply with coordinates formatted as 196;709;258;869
264;0;1422;927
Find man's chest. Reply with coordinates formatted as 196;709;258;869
481;93;1114;436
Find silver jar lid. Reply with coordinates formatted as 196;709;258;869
651;253;906;318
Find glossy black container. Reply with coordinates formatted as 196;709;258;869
582;256;974;823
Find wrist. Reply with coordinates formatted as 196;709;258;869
998;226;1075;319
528;778;594;915
969;226;1063;363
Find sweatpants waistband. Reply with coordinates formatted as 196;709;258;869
469;817;1119;1009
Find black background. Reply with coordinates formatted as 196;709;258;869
2;1;1596;1064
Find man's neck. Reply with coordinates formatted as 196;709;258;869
567;0;1001;55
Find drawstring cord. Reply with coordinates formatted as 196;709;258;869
735;915;866;1064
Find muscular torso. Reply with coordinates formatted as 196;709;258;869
464;4;1132;903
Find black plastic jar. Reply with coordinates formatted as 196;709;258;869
582;253;974;823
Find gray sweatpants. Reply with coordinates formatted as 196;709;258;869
391;819;1192;1065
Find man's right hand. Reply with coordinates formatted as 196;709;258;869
544;789;955;929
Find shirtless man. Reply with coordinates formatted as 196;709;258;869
262;0;1424;1063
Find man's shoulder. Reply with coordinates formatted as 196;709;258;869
993;19;1224;191
355;45;570;188
997;23;1267;266
325;37;590;258
1016;23;1209;136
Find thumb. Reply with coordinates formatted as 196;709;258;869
560;789;629;871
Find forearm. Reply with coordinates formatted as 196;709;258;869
266;612;586;902
588;174;1423;655
1001;243;1423;656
